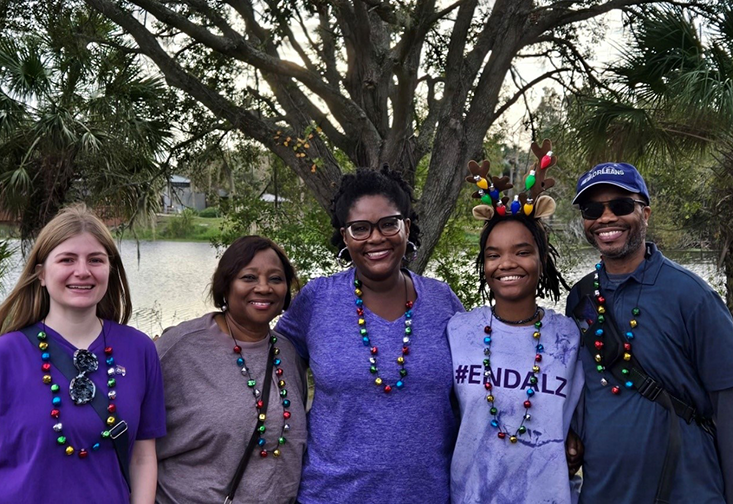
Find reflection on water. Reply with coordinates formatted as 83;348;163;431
0;240;725;337
118;241;220;336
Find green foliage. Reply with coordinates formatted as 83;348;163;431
0;1;172;243
429;213;482;309
198;206;221;218
550;4;733;303
0;239;16;294
212;157;338;283
163;209;197;239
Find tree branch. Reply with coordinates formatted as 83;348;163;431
494;67;570;119
82;0;343;209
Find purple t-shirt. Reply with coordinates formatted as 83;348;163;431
0;320;166;503
275;269;464;504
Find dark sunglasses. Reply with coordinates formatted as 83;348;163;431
578;198;647;220
344;214;404;241
69;349;98;405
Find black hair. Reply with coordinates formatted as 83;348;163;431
330;164;420;263
211;235;300;311
476;215;569;303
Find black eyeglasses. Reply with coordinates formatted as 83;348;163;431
578;198;647;220
344;215;404;241
69;349;98;405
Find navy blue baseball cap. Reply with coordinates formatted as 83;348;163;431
572;162;650;205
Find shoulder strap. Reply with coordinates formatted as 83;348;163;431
223;342;276;504
571;277;715;504
573;275;716;432
20;325;131;491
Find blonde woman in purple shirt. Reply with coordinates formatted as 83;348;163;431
276;166;464;504
0;205;166;504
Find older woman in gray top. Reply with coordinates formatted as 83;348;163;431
155;236;307;504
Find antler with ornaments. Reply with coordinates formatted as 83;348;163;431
465;139;558;221
465;160;514;221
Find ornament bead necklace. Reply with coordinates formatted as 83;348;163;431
592;258;646;394
354;271;413;393
225;315;290;458
483;306;544;444
38;319;118;458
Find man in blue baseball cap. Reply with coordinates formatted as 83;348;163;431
565;162;733;504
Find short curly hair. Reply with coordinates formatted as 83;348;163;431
330;164;420;263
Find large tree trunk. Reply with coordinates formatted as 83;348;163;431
79;0;676;273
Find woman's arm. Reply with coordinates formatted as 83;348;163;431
130;439;157;504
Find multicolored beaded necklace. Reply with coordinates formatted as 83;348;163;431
225;315;291;458
38;320;118;458
591;258;647;395
482;306;543;444
354;271;413;393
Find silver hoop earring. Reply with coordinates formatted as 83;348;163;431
404;241;418;262
336;246;352;268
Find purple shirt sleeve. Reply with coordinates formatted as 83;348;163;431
276;278;318;360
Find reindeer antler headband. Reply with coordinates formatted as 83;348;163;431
466;139;557;222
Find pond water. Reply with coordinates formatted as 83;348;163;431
0;240;725;337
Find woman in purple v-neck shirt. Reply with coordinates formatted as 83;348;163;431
276;166;464;504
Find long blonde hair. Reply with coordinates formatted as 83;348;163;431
0;204;132;334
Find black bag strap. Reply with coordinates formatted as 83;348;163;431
223;342;275;504
574;273;715;432
20;324;131;491
573;272;715;504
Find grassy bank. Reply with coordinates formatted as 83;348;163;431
129;213;223;242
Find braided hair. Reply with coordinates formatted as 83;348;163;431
476;214;569;303
330;165;420;264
